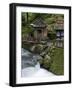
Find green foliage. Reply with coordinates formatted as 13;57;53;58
22;25;33;34
45;18;55;24
49;48;64;75
48;33;56;40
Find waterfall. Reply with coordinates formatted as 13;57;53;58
21;48;55;77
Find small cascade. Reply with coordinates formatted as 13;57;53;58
21;48;55;77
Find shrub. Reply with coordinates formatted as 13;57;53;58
48;33;56;40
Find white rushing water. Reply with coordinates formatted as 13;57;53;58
21;48;55;77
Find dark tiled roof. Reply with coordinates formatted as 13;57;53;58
55;23;64;30
30;18;47;28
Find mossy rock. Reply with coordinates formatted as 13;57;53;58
30;44;44;54
42;55;52;69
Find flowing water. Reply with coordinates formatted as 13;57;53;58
21;48;55;77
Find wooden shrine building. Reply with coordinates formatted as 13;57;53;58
30;18;48;41
54;17;64;47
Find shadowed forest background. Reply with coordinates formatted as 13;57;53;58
21;12;64;75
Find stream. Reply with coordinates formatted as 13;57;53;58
21;48;55;77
